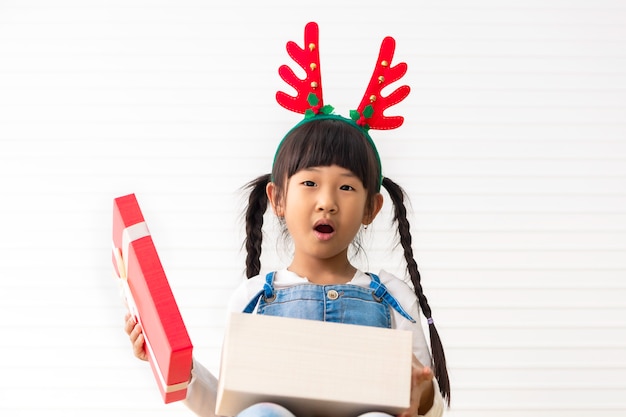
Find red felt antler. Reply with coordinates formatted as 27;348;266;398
355;36;410;130
276;22;324;114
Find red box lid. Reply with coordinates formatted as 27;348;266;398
112;193;193;403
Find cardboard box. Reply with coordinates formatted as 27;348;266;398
216;312;412;417
112;193;193;403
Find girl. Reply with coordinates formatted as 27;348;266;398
125;22;449;417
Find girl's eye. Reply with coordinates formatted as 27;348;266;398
340;185;355;191
302;180;316;187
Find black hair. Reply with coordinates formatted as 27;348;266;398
242;118;450;405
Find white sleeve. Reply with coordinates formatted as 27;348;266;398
182;358;219;417
378;270;433;367
227;276;262;313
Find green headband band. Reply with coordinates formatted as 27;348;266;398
271;111;384;192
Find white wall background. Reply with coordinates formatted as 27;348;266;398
1;0;625;416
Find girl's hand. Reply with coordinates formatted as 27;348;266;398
124;313;149;361
397;356;435;417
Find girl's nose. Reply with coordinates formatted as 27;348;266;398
316;190;338;213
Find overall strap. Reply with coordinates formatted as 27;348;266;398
242;271;276;313
368;273;416;323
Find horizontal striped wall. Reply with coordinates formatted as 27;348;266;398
0;1;624;416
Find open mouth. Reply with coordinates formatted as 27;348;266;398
315;224;334;234
313;222;335;241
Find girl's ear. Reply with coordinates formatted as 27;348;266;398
363;193;384;225
266;182;284;217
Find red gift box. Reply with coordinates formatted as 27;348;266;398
112;193;193;403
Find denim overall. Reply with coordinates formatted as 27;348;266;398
242;271;415;327
237;271;416;417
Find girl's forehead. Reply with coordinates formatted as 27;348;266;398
299;165;354;173
292;165;359;177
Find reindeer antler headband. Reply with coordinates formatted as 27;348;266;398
273;21;410;190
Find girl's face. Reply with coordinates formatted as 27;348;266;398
268;164;383;268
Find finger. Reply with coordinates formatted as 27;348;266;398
133;333;147;360
406;372;423;417
129;322;143;343
407;389;421;417
421;366;433;380
124;315;136;335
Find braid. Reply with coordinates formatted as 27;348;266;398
382;176;451;405
243;174;271;278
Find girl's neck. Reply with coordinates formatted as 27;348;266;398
287;258;357;285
